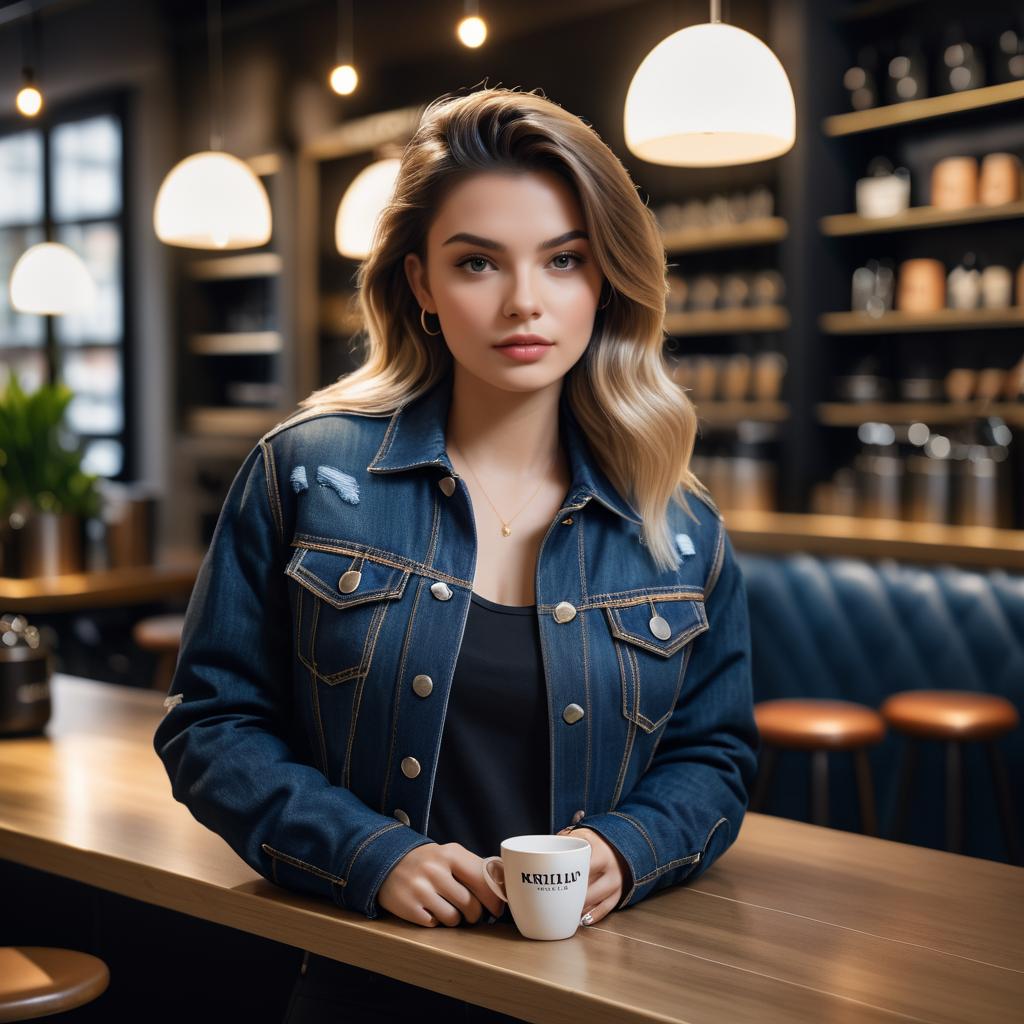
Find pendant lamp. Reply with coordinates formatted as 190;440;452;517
153;0;271;249
9;242;96;315
624;0;795;167
335;158;402;259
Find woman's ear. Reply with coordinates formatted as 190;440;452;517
404;252;434;314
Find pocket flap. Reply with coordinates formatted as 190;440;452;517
285;546;410;610
604;593;708;657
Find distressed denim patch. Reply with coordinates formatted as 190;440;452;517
290;466;308;493
316;465;360;505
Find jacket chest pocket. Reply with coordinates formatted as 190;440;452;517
601;590;709;733
286;545;411;685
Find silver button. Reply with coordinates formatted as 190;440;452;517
431;581;453;601
571;809;585;824
438;476;456;497
401;756;421;779
394;808;410;826
412;674;433;697
563;703;585;724
553;601;577;623
338;570;362;594
649;614;671;641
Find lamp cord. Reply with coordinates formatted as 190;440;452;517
207;0;224;151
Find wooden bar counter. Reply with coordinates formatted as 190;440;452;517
1;675;1021;1023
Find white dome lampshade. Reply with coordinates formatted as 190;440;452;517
624;17;795;167
9;242;96;315
154;151;272;250
335;158;402;259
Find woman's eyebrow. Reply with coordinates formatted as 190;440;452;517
442;229;589;251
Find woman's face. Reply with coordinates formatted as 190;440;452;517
404;168;605;394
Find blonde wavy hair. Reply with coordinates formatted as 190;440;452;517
289;85;709;573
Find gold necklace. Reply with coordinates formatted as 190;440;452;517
448;439;556;538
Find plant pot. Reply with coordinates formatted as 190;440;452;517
15;512;85;577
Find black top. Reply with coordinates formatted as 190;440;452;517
426;591;550;860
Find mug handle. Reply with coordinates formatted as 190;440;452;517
481;856;507;903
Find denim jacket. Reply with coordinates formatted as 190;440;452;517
153;368;759;920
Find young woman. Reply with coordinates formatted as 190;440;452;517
154;85;759;1023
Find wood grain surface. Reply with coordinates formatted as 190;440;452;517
0;675;1021;1023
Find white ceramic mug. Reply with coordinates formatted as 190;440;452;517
481;835;592;940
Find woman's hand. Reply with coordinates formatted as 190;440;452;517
556;826;628;926
377;841;506;927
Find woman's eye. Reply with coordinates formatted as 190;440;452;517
551;251;584;270
459;256;492;273
456;251;586;274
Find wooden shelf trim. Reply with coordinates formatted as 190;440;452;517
725;510;1024;571
665;307;789;336
820;200;1024;236
661;218;788;253
818;401;1024;427
696;401;790;425
188;253;283;280
820;307;1024;334
185;407;288;437
823;80;1024;136
189;332;283;355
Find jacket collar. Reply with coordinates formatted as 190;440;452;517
367;367;643;525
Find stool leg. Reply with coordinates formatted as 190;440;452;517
946;741;966;854
749;746;778;813
986;742;1022;866
853;749;878;837
810;750;829;827
890;739;917;842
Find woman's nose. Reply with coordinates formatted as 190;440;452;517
502;273;543;320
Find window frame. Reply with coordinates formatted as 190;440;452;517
0;88;135;482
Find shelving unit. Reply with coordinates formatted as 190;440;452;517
661;218;788;253
188;332;283;355
725;509;1024;571
818;402;1024;427
823;79;1024;136
820;200;1024;236
664;308;790;336
696;401;790;427
820;308;1024;334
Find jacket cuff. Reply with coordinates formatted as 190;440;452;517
344;825;437;920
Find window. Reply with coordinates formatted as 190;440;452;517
0;93;132;480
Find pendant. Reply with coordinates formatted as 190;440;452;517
501;524;512;537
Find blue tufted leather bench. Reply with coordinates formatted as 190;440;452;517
735;552;1024;864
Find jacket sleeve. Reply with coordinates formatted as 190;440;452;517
152;440;435;919
568;518;759;910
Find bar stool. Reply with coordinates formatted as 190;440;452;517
750;699;886;834
0;946;109;1022
881;689;1021;864
132;613;186;691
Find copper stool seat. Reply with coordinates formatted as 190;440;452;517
751;699;887;834
0;947;109;1022
881;690;1021;863
132;613;186;692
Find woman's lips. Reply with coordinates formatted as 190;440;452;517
494;342;553;363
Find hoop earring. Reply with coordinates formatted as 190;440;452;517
598;285;614;310
419;307;442;336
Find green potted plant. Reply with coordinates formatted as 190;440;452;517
0;374;101;577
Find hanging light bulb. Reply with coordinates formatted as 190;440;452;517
335;158;401;259
457;0;487;48
9;243;96;315
15;13;43;118
16;70;42;117
153;0;272;249
624;0;795;167
328;0;359;95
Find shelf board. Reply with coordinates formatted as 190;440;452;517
725;510;1024;570
820;200;1024;236
188;253;283;280
696;401;790;426
661;218;788;254
818;401;1024;427
820;307;1024;334
189;332;283;355
823;80;1024;136
665;307;789;336
185;407;287;437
